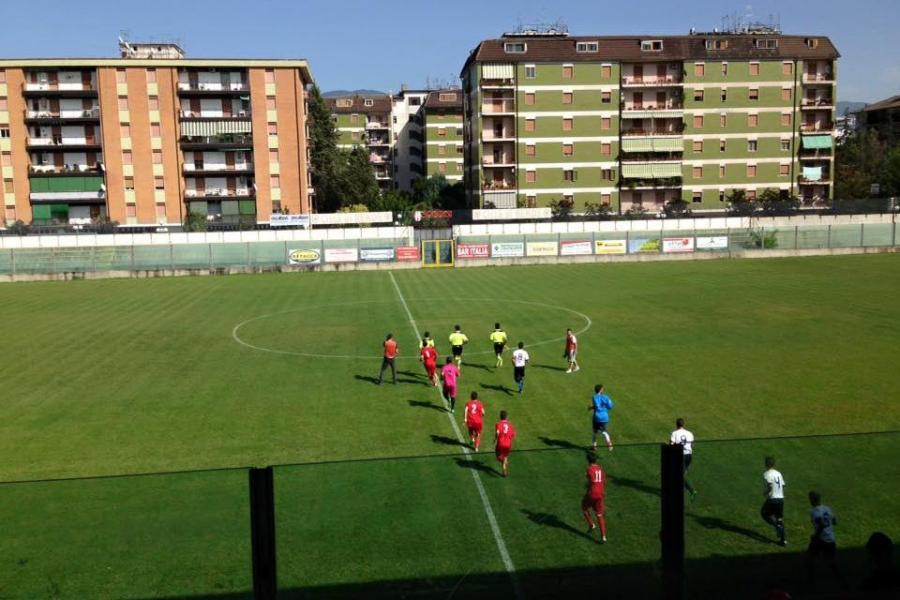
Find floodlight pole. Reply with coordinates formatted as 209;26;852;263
660;443;685;600
249;467;278;600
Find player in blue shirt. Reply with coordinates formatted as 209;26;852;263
807;491;843;584
588;384;614;451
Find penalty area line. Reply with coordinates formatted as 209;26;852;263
387;271;521;597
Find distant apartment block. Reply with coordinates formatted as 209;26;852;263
858;95;900;146
391;88;429;192
422;90;464;182
0;42;314;226
460;30;838;212
327;94;394;191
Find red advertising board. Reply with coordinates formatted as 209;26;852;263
456;243;490;259
396;246;420;261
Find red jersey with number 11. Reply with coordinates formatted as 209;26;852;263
495;419;516;448
586;464;605;499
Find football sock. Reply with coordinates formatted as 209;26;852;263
583;511;595;527
598;516;607;539
602;432;611;446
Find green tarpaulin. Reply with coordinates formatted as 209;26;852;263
802;134;832;149
621;162;682;178
622;137;683;152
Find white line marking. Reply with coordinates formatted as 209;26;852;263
388;271;521;597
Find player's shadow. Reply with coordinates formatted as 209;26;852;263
461;362;492;372
532;364;568;372
521;509;596;543
408;400;446;413
454;457;500;477
431;434;469;448
354;374;381;385
607;475;661;499
688;513;776;545
538;436;584;450
480;383;515;396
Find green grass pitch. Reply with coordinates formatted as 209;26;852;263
0;254;898;599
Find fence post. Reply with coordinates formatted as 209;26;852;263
661;443;685;600
248;467;278;600
90;246;96;273
130;245;135;271
860;223;865;248
894;220;898;247
794;226;799;250
826;224;832;249
625;229;630;255
10;249;15;278
208;243;213;270
170;244;175;271
246;241;252;269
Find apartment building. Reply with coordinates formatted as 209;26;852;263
460;30;838;211
0;42;313;227
391;88;429;192
327;94;394;190
422;90;464;182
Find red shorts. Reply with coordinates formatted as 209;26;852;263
495;444;511;462
581;494;605;515
467;422;483;435
425;363;436;377
443;385;457;398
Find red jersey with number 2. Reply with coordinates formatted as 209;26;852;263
465;400;484;427
586;464;605;499
495;419;516;449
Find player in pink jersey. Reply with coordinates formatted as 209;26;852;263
440;357;460;413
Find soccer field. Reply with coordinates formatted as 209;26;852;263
1;255;899;599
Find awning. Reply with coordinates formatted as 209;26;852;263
802;134;832;149
622;137;684;152
622;139;654;152
802;166;823;181
652;163;682;177
621;163;682;178
180;119;253;136
482;63;514;79
622;164;654;178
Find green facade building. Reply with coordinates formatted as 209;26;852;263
327;94;394;191
460;31;838;212
422;90;464;181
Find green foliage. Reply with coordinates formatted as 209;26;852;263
663;199;691;218
339;147;380;208
624;205;648;219
834;129;898;199
726;189;757;216
183;212;208;232
748;228;779;249
549;197;575;220
758;188;800;216
337;204;369;213
583;201;613;220
307;85;344;213
6;220;31;236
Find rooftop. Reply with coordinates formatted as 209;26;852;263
862;95;900;112
326;94;393;114
424;89;463;111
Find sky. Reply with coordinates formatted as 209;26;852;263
1;0;898;102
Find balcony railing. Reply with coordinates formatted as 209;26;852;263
26;108;101;119
177;83;249;92
623;102;684;111
622;75;683;86
799;150;832;160
27;137;99;147
29;164;103;175
369;154;389;164
365;121;390;130
482;100;516;114
483;155;515;165
180;135;254;147
480;78;515;88
799;176;832;185
801;99;834;109
180;111;251;119
482;181;516;191
802;73;835;83
482;131;516;140
800;123;834;133
183;164;253;173
185;189;254;198
621;128;684;136
24;83;96;92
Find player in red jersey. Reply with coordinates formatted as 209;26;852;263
581;452;607;543
420;338;439;386
464;391;486;451
564;328;579;373
494;410;516;477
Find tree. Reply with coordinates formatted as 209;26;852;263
758;188;800;216
664;199;691;218
411;175;446;208
726;189;757;216
340;147;380;208
306;85;343;213
834;129;886;199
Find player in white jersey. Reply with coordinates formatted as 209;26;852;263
761;456;787;546
669;418;697;501
511;342;530;394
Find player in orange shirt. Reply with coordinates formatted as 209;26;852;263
494;410;516;477
377;333;398;385
420;338;439;386
582;452;607;543
464;391;486;451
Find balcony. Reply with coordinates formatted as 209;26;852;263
29;165;103;176
183;164;254;176
482;154;515;167
185;188;255;199
365;121;390;130
623;102;683;112
24;108;100;123
800;123;834;133
367;136;390;147
482;129;516;141
482;100;516;115
177;83;250;95
180;111;252;120
369;153;390;164
26;137;102;151
800;98;834;110
621;127;684;137
621;75;683;87
180;135;255;150
802;73;835;84
480;77;515;88
799;149;832;160
23;83;97;97
482;180;516;191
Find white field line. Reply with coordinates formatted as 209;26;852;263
388;272;521;596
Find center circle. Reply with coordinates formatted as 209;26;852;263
232;298;592;360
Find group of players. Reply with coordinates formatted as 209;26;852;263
378;325;843;561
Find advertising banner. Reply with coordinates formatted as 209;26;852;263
628;238;661;253
396;246;420;261
560;240;593;256
360;248;395;262
662;237;696;253
288;248;321;265
324;247;359;263
526;241;559;257
695;236;728;250
594;240;627;255
457;243;490;259
491;242;525;258
270;214;311;228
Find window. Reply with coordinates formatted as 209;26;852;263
438;145;446;155
154;176;165;190
563;66;574;79
601;169;614;180
576;41;599;53
747;189;757;200
601;143;611;155
779;164;790;176
116;68;127;83
438;93;457;102
601;91;611;104
563;118;573;131
562;92;573;104
409;97;421;106
719;164;726;178
126;205;137;218
124;176;135;190
692;191;702;203
1;152;9;165
749;88;759;101
270;175;280;188
694;89;704;102
705;39;728;50
350;114;358;125
754;39;778;49
0;70;6;83
525;92;535;105
151;124;161;138
693;140;703;153
525;118;535;131
721;62;728;75
456;145;464;154
693;166;703;179
152;150;162;164
563;169;576;182
525;65;536;79
601;117;611;130
783;62;793;75
155;204;166;219
601;65;612;78
148;96;159;110
720;114;728;127
748;140;758;152
0;99;7;110
750;63;760;76
363;98;374;107
438;162;447;174
117;97;128;110
269;150;279;163
336;98;352;108
525;170;536;183
456;127;463;136
264;69;275;83
2;179;12;193
693;115;704;128
748;114;759;127
782;88;792;101
721;88;727;102
504;42;527;54
601;193;612;204
747;165;757;177
525;144;536;156
562;143;573;156
437;127;446;137
351;131;361;141
641;40;663;51
120;124;131;138
267;123;278;135
694;63;705;77
526;195;537;208
266;97;276;110
805;38;819;49
146;69;157;83
781;139;791;151
720;139;727;152
719;190;726;202
122;151;133;165
781;113;792;126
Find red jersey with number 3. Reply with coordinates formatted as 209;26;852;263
465;400;484;427
495;419;516;448
421;346;438;366
586;464;605;499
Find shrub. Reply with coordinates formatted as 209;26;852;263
749;228;778;249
